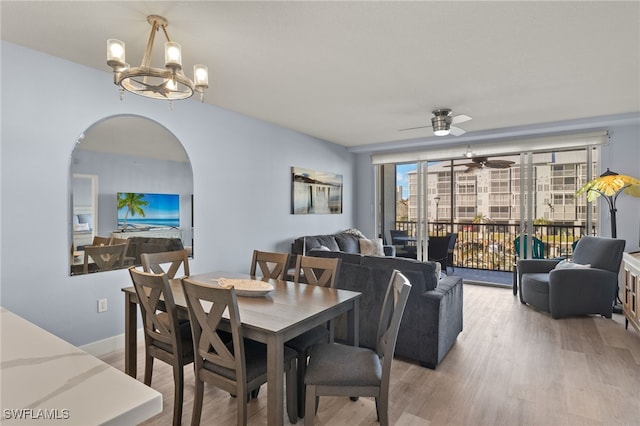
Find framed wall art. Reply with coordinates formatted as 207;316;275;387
291;167;343;214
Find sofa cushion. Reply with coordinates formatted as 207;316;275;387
304;235;340;252
359;238;384;256
334;232;360;253
309;249;363;265
360;255;438;292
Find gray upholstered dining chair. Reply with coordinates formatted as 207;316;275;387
128;267;194;426
518;236;625;318
249;250;290;280
303;269;412;426
180;277;298;426
286;255;342;417
141;249;190;279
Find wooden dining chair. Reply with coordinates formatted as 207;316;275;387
180;278;298;426
303;270;412;426
141;249;190;279
129;267;194;426
92;235;112;246
109;236;132;267
286;255;342;417
82;243;127;274
249;250;290;280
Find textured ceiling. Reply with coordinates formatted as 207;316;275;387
2;1;639;152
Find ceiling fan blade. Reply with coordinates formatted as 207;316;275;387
449;126;466;136
451;114;472;125
464;162;482;168
486;160;514;169
398;125;432;131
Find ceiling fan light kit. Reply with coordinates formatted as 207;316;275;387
431;109;453;136
398;108;472;136
107;15;209;103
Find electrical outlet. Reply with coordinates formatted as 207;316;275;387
98;298;108;313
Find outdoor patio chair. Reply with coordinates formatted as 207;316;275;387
427;235;451;272
446;233;458;272
390;230;415;258
513;235;545;259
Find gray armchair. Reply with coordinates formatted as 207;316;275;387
517;236;625;319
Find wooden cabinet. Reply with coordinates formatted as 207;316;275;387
622;252;640;333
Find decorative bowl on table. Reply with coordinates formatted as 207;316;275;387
214;278;274;297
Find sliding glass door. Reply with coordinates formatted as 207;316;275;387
377;145;599;284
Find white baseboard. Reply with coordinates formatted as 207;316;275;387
80;328;144;357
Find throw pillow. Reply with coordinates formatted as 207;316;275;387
554;260;591;270
434;261;442;282
343;228;366;239
359;238;385;256
74;223;90;232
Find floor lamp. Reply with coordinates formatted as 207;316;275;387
577;168;640;238
577;168;640;310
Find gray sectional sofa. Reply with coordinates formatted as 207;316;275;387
291;230;396;257
309;249;463;369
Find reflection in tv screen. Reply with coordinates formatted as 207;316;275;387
117;192;180;230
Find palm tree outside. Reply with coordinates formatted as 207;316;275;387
117;193;149;230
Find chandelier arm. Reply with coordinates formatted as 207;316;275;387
161;25;172;42
141;20;159;68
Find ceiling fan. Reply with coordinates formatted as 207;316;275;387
399;108;472;136
445;156;515;172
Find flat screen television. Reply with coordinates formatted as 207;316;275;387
117;192;180;230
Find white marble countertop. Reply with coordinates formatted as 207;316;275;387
1;307;162;425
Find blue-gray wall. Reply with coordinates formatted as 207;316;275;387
2;40;639;351
0;41;357;347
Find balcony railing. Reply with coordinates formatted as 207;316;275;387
393;221;587;272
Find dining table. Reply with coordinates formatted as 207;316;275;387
122;270;361;426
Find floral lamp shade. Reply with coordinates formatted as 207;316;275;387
576;168;640;238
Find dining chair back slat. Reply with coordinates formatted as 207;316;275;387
109;236;131;267
83;243;127;274
293;255;342;288
141;249;190;279
250;250;290;280
92;235;112;246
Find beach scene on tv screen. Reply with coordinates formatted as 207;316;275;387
117;192;180;230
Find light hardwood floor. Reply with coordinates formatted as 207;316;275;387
100;284;640;425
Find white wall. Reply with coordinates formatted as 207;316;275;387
0;41;356;347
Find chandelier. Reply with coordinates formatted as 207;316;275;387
107;15;208;102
